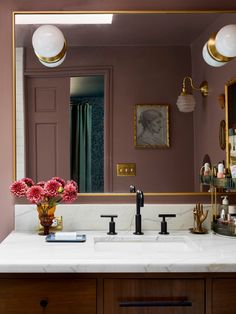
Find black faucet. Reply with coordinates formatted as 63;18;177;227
134;190;144;235
129;186;144;235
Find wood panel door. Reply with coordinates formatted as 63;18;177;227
26;77;70;182
104;278;205;314
212;278;236;314
0;278;96;314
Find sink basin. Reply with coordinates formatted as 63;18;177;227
94;235;198;256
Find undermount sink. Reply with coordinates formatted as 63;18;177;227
93;235;198;256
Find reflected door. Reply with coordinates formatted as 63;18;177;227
26;77;70;182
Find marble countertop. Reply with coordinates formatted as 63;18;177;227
0;230;236;273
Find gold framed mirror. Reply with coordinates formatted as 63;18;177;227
13;10;236;198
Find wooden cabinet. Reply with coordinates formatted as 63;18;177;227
104;278;205;314
0;278;96;314
1;274;236;314
212;279;236;314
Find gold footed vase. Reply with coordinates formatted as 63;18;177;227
37;204;56;235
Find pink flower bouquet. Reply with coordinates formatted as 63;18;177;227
10;177;78;207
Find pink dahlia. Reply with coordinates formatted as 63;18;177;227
62;183;78;203
20;178;34;187
10;180;28;197
26;186;44;204
44;179;61;197
66;180;78;190
52;177;65;187
36;181;45;188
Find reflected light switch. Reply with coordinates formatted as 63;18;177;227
117;163;136;176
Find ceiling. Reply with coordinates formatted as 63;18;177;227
15;13;223;47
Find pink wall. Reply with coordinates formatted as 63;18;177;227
25;45;193;193
1;0;236;241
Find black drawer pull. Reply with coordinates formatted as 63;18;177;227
119;300;192;307
40;299;48;308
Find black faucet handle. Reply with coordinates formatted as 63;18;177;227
158;214;176;235
159;214;176;219
100;215;118;235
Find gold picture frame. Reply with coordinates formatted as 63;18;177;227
134;104;170;148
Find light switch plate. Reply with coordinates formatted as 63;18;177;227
117;163;136;176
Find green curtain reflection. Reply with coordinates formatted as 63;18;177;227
70;102;92;192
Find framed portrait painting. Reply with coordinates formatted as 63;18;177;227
134;104;170;148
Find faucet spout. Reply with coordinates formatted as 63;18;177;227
136;190;144;215
134;190;144;235
129;185;144;235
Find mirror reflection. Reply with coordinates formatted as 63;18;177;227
15;12;234;193
226;79;236;168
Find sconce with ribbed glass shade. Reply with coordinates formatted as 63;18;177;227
176;77;208;113
32;25;67;68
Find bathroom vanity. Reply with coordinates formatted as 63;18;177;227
0;231;236;314
0;272;234;314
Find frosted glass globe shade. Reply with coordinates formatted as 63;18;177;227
176;94;196;113
32;25;66;67
202;42;226;67
215;24;236;57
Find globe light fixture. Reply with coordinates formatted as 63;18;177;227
215;24;236;57
32;25;67;68
203;24;236;67
176;76;208;113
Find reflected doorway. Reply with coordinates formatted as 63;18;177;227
70;76;104;192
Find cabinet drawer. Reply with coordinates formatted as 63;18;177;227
0;278;96;314
104;278;205;314
212;279;236;314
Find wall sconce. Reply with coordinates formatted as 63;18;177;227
202;24;236;67
32;25;67;68
176;76;208;113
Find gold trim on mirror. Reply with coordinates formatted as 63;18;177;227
12;13;16;181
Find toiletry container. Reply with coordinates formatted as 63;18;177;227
220;196;229;221
203;163;211;176
217;162;225;179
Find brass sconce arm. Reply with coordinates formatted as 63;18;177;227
181;76;208;97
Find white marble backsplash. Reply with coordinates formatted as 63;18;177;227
15;204;212;232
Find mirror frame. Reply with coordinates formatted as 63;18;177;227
13;9;235;199
225;77;236;169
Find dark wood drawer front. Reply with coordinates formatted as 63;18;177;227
212;279;236;314
104;278;205;314
0;278;96;314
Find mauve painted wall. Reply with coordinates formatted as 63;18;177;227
191;14;236;190
1;0;236;241
25;45;193;193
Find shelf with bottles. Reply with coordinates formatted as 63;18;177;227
210;191;236;237
200;176;236;190
200;161;236;190
212;219;236;237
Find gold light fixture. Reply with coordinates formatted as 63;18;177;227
203;24;236;67
32;25;67;68
176;76;208;113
